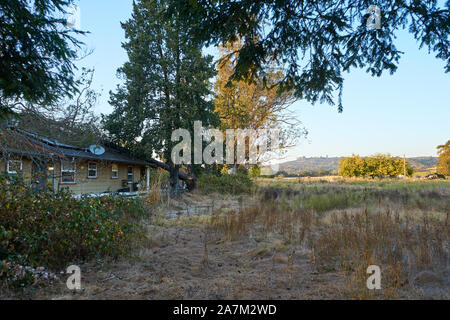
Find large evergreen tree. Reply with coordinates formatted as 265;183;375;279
0;0;85;119
103;0;217;196
172;0;449;111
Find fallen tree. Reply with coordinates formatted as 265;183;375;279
146;158;196;191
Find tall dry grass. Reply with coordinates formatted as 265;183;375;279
146;169;168;204
203;180;450;299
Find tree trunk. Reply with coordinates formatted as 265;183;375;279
147;158;195;186
186;174;197;191
169;163;179;197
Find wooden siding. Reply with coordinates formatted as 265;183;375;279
1;158;147;195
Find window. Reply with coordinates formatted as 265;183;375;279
61;160;76;183
7;160;22;174
88;162;97;178
111;164;119;179
127;166;133;182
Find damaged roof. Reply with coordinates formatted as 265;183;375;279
4;128;150;166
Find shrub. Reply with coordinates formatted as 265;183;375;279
0;175;148;289
146;168;169;203
339;154;414;178
197;173;254;194
249;165;261;177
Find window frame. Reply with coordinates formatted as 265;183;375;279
87;162;98;179
60;160;76;184
111;163;119;179
6;160;23;175
127;166;133;183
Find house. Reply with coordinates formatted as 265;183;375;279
0;127;152;196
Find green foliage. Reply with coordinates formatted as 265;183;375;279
220;164;229;175
338;154;413;178
301;192;365;213
236;166;248;176
173;0;449;110
437;141;450;176
0;176;147;289
262;179;450;213
0;0;86;119
102;1;217;157
198;173;254;194
249;165;261;178
102;0;219;195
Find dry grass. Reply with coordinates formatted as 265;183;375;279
13;179;450;300
202;180;449;299
145;169;168;204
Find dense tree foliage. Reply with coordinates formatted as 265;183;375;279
339;154;413;178
0;0;85;119
103;0;217;195
214;40;306;168
173;0;449;111
215;40;296;131
437;140;450;176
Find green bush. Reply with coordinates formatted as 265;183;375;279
0;175;147;289
198;173;254;194
339;154;414;178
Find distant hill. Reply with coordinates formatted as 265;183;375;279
272;156;438;174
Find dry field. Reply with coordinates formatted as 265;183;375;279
11;179;450;300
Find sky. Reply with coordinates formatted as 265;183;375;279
73;0;449;160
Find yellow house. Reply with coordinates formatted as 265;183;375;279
1;128;151;196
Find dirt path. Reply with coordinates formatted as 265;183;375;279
36;222;346;300
30;192;347;300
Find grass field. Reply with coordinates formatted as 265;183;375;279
6;178;449;300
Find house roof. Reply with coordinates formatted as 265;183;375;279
4;128;150;166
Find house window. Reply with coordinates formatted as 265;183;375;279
88;162;97;178
7;160;22;175
127;166;133;182
111;164;119;179
61;160;76;183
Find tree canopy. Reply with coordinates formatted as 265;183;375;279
172;0;449;111
0;0;85;119
214;40;306;167
103;0;218;195
339;154;413;178
437;140;450;176
215;40;296;131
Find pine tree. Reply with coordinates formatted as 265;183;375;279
0;0;85;119
173;0;449;111
103;0;217;196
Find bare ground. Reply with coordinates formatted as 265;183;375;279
33;225;347;300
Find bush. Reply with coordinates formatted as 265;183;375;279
339;154;414;178
249;165;261;177
197;173;254;194
0;175;147;289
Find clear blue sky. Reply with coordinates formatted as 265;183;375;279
74;0;449;160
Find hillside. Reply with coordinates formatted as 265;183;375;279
274;156;438;174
